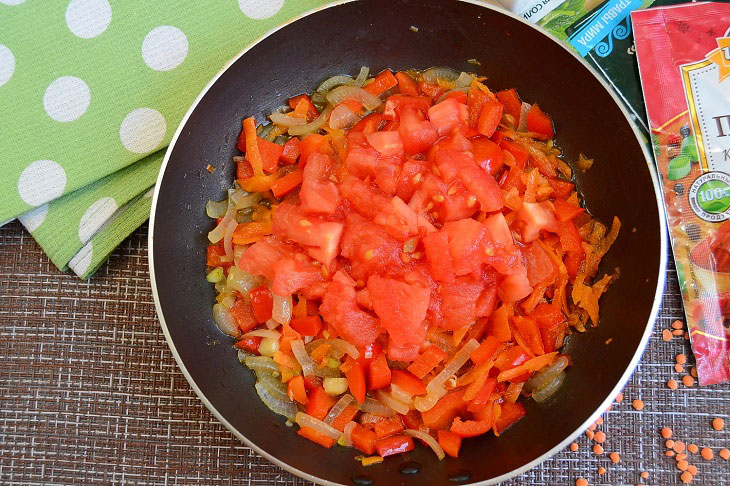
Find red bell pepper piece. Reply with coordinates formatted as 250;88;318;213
351;424;377;455
500;139;529;169
236;159;254;179
288;94;318;121
407;346;447;379
495;88;522;121
477;101;503;137
256;138;284;173
530;303;566;329
375;435;415;457
289;315;322;337
553;199;585;222
341;355;366;404
373;416;405;439
298;133;328;168
418;80;443;98
364;69;398;96
297;426;335;448
287;375;309;405
466;377;497;413
470;335;500;365
368;353;391;390
305;386;337;421
234;336;261;355
557;220;583;254
548;178;575;198
280;137;301;164
351;113;385;133
206;244;232;268
493;401;526;435
437;430;462;458
390;370;427;396
527;103;554;139
395;71;419;96
512;316;546;356
330;405;359;432
450;417;492;438
302;375;322;392
270;170;303;198
564;250;584;279
489;304;512;343
400;409;422;430
421;389;467;430
248;285;273;323
229;298;257;333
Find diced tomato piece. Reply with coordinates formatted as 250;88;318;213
368;352;392;390
396;158;427;202
498;267;533;304
471;137;504;176
423;230;456;283
365;131;404;158
517;201;558;242
319;280;380;347
391;369;427;396
280;137;301;164
238;236;294;280
428;98;468;136
495;89;522;121
364;69;398;96
437;430;462;457
288;94;318;121
207;244;232;268
289;315;322;336
467;82;497;127
298;134;329;167
230;298;258;333
483;213;513;249
376;435;415;457
368;275;430;360
530;302;565;329
439;275;485;330
340;212;403;280
553;199;584;222
383;94;432;120
248;285;273;323
442;219;489;276
522;242;555;286
527;103;554;139
272;202;343;266
300;152;340;215
439;181;479;222
477;101;503;137
345;132;400;195
395;72;419;96
398;107;439;156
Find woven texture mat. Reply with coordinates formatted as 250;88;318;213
1;221;728;485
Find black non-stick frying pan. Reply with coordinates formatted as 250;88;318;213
149;1;666;484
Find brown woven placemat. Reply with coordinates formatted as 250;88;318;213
1;221;728;485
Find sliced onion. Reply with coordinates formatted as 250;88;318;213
374;390;410;415
255;382;297;420
326;85;382;111
233;245;246;264
269;112;307;127
295;412;342;440
223;218;238;260
422;66;460;86
230;189;261;209
427;338;480;394
219;293;236;309
272;293;292;325
414;387;445;412
242;329;281;340
454;71;473;88
256;370;290;402
317;74;354;93
329;104;360;130
291;339;340;378
237;350;250;364
206;199;228;219
404;429;445;460
245;355;279;375
390;383;416;405
208;197;235;243
288;105;333;136
264;319;278;330
226;266;263;295
343;421;358;446
212;303;239;336
435;86;470;104
518;102;531;132
324;394;356;425
359;397;396;417
327;339;360;359
354;66;370;87
532;370;566;402
525;356;570;393
360;412;387;426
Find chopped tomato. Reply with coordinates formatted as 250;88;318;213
383;94;432;120
471;137;504;176
288;94;318;121
518;201;558;242
365;131;404;158
351;113;384;133
495;88;522;121
230;298;257;333
289;315;322;336
398;107;439;155
280;137;301;164
428;98;468;136
527;103;554;139
368;352;392;390
477;101;503;137
319;280;379;347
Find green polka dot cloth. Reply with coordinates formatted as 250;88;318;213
0;0;329;279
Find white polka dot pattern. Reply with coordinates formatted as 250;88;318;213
119;108;166;154
65;0;112;39
17;160;67;207
43;76;91;122
142;26;188;71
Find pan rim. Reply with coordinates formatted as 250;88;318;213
148;1;668;484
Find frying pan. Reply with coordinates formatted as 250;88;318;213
149;1;667;484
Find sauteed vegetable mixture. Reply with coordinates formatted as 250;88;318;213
205;66;620;460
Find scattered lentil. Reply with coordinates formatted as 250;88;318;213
701;448;713;460
672;329;684;336
690;367;698;378
594;431;606;443
684;332;690;340
662;329;673;341
633;399;645;411
610;452;620;463
676;453;687;461
616;392;624;403
667;379;679;390
570;443;579;452
719;449;730;460
676;353;687;364
673;441;686;453
586;430;595;440
677;460;689;471
666;450;676;457
666;440;675;449
661;427;673;439
682;375;695;387
688;444;699;454
680;471;693;483
588;423;597;432
641;471;649;479
593;444;604;455
596;417;604;425
688;465;698;475
598;467;606;475
672;320;684;330
712;417;724;431
576;479;588;486
675;363;685;373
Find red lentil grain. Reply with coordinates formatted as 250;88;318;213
598;467;606;475
586;430;595;440
662;329;673;341
576;479;588;486
688;444;699;454
661;427;673;439
672;320;684;330
672;329;684;336
610;452;620;463
719;449;730;460
666;450;676;457
641;471;649;479
593;444;604;455
570;443;579;452
633;399;644;411
690;367;697;377
675;363;684;373
667;379;678;390
712;417;724;431
674;441;686;453
596;417;604;425
677;460;689;471
688;465;698;475
701;448;713;460
666;440;675;449
684;332;689;340
616;392;624;403
594;431;606;443
680;471;693;483
676;353;687;364
682;375;695;387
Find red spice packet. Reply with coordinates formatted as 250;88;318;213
632;2;730;385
